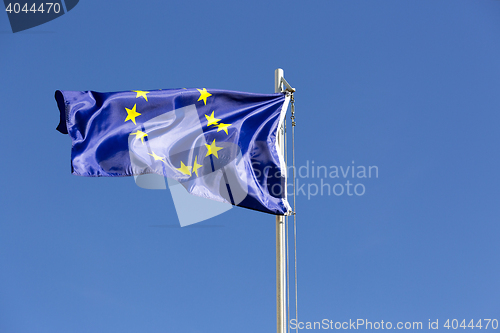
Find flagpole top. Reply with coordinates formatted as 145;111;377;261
275;69;284;93
275;68;295;94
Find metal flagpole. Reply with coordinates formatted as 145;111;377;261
275;68;287;333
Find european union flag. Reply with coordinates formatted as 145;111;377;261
55;88;291;215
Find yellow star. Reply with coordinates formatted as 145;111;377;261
125;104;141;125
197;88;212;105
192;156;203;177
148;151;166;163
205;139;223;159
205;111;220;126
176;161;192;176
132;90;150;101
215;122;231;135
130;130;148;144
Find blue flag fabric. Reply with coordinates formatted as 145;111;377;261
56;88;291;215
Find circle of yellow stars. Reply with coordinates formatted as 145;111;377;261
126;88;232;178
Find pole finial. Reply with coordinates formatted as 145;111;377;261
275;68;284;93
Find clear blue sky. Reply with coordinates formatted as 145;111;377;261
1;1;499;332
